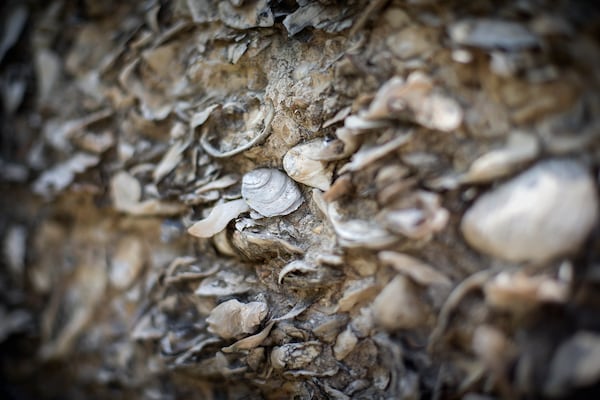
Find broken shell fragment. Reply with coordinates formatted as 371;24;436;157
333;327;358;360
461;159;598;262
283;140;333;191
187;199;250;238
270;341;322;370
462;132;539;183
241;168;303;217
207;299;268;339
378;251;451;287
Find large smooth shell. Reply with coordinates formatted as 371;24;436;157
241;168;303;217
461;159;598;262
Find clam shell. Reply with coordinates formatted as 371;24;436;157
241;168;303;217
461;159;598;262
283;140;333;191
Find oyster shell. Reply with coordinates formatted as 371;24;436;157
461;159;598;262
283;140;333;191
207;299;268;339
241;168;303;217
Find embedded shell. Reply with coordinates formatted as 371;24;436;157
241;168;304;217
461;159;598;262
283;140;333;191
207;299;268;339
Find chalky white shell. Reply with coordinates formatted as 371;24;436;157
241;168;303;217
461;159;598;262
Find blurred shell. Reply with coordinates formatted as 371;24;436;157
337;278;378;312
207;299;268;339
461;159;598;262
109;236;145;290
378;251;451;287
371;275;431;330
462;132;539;183
339;132;412;174
187;199;250;238
448;19;539;50
333;327;358;360
218;0;274;30
545;332;600;397
283;140;333;191
364;73;463;132
484;271;569;312
241;168;303;217
377;191;449;240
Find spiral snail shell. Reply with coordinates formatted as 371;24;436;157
241;168;303;217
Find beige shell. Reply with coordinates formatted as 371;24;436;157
461;159;598;262
241;168;303;217
371;275;431;331
333;327;358;360
187;199;250;238
364;73;463;132
109;236;145;290
283;140;333;191
207;299;268;339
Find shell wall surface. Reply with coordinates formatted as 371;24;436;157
1;0;600;399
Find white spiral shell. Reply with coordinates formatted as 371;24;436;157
241;168;303;217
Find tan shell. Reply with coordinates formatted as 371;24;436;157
109;236;145;290
461;159;598;262
207;299;268;339
333;327;358;360
241;168;303;217
283;140;333;191
187;199;250;238
371;275;431;331
364;73;463;132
